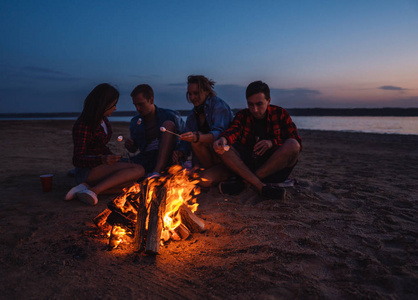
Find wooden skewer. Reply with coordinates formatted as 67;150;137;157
160;127;181;137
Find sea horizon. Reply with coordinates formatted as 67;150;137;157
1;114;416;136
1;107;418;119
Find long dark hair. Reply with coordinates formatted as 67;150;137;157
79;83;119;127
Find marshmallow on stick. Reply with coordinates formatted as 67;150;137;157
223;145;230;151
160;127;181;137
117;135;123;156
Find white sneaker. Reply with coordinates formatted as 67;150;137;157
65;184;88;201
76;189;98;206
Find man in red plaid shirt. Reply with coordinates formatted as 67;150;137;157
213;80;301;200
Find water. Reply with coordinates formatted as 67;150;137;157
291;116;418;135
109;116;418;135
1;115;417;135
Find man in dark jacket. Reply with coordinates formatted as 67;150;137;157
125;84;184;178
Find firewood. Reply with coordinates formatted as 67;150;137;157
145;185;167;255
178;204;205;233
174;223;191;239
106;211;135;234
133;182;148;252
92;208;111;228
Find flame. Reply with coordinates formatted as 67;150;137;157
106;165;200;248
108;226;129;249
162;165;200;231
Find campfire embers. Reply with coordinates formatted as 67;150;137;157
93;165;205;254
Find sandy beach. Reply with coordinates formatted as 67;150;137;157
0;120;417;299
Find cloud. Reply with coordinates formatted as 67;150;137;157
271;88;321;98
378;85;408;91
167;82;186;87
22;66;67;76
15;66;83;81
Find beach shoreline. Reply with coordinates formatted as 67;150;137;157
0;120;417;299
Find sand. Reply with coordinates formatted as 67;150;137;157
0;120;417;299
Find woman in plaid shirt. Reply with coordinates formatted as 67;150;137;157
65;83;144;205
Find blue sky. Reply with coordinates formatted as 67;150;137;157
1;0;417;113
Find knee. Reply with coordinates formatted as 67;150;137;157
284;138;301;155
162;120;176;132
133;164;146;178
191;141;209;151
199;178;214;188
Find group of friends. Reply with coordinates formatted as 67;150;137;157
65;75;302;206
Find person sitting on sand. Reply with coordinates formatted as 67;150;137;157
173;75;234;186
125;84;184;178
213;80;302;200
65;83;144;205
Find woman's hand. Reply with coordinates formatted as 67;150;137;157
253;140;273;156
101;154;121;165
179;131;196;143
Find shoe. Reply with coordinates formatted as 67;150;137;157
219;180;246;195
276;178;296;188
261;184;286;200
65;183;88;201
147;172;160;179
76;189;98;206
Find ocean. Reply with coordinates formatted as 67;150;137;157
1;115;417;135
107;115;418;136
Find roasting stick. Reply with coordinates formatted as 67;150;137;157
160;126;229;151
117;135;123;156
160;127;181;137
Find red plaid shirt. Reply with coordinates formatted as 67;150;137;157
72;117;113;168
220;105;302;150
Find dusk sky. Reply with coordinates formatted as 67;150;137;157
1;0;418;113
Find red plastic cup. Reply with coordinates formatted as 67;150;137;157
40;174;53;192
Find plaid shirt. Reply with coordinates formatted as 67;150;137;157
72;117;113;168
220;105;302;150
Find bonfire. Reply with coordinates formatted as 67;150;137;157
93;165;205;255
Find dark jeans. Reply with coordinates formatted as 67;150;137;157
129;150;159;173
232;143;296;183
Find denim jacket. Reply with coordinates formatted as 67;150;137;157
179;96;233;155
129;105;185;153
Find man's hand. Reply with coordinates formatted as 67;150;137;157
213;137;228;155
124;138;136;152
101;154;121;165
253;140;273;156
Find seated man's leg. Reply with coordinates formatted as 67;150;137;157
154;120;177;173
198;163;232;188
218;145;265;192
191;142;218;169
255;138;300;181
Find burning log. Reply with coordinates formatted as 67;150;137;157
174;223;191;239
145;185;167;255
178;204;205;233
92;208;111;228
133;181;148;253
